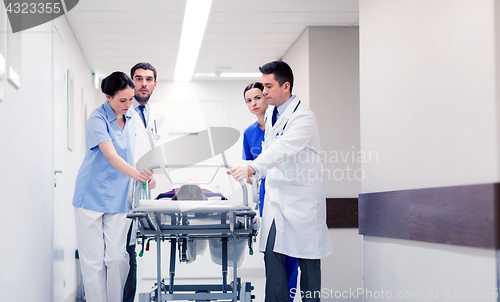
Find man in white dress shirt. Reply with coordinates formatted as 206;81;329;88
123;62;165;302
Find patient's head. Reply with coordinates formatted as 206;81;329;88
173;182;206;200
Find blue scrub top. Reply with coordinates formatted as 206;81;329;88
72;100;135;214
242;121;266;216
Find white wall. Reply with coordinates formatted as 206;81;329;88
359;1;499;300
321;229;363;301
309;26;361;199
363;236;497;302
360;0;498;193
0;22;54;302
282;28;310;106
284;26;362;301
0;11;95;301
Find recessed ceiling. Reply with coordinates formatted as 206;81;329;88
66;0;359;81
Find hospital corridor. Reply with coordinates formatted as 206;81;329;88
1;0;500;301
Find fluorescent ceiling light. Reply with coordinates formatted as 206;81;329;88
220;72;262;78
93;73;99;89
174;0;213;82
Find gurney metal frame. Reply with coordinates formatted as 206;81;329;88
127;163;257;302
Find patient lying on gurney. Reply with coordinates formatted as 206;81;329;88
155;181;247;267
156;181;227;201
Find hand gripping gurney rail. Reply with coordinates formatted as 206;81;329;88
127;163;258;302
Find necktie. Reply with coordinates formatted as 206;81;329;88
138;105;147;128
272;107;278;126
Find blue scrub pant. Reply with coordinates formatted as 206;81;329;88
284;256;299;302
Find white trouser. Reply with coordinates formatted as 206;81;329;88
74;207;130;302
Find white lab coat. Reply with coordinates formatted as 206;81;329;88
130;100;164;245
134;101;165;162
252;96;332;259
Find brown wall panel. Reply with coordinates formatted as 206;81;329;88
358;183;499;249
326;198;358;228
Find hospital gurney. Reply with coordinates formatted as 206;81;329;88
127;163;258;302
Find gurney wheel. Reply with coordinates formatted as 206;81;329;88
240;281;254;302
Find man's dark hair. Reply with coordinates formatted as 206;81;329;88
259;60;294;93
130;62;157;81
101;71;135;96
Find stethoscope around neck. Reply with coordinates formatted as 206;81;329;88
266;100;301;137
149;120;160;140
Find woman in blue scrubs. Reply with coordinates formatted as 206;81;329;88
73;71;153;302
242;82;299;302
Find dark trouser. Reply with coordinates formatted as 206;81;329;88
123;224;137;302
265;220;321;302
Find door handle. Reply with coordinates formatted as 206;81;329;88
54;170;63;187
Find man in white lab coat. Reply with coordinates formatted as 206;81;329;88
123;62;165;302
230;61;332;302
130;62;165;163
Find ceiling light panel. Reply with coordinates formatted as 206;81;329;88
173;0;213;81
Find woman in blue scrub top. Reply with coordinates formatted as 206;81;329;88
73;71;153;302
242;82;299;302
